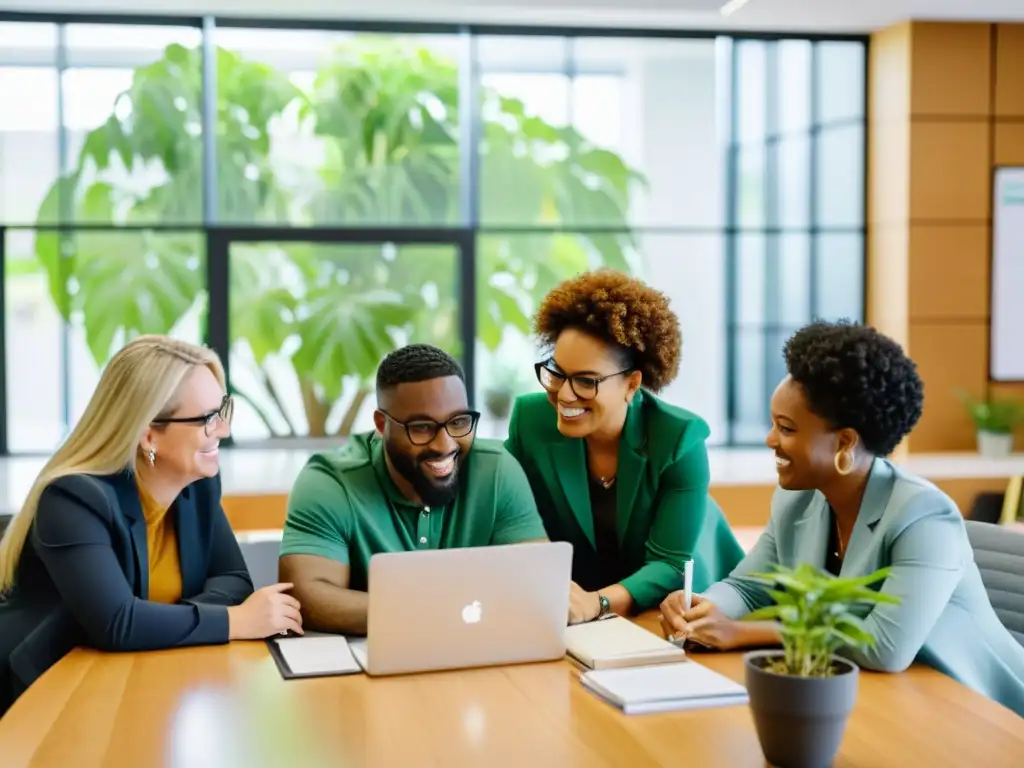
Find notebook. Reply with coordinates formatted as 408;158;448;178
266;633;363;679
564;615;686;670
580;661;749;715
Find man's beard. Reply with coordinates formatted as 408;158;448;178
384;441;462;508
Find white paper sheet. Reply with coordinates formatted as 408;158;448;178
275;635;361;676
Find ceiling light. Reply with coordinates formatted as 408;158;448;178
720;0;752;16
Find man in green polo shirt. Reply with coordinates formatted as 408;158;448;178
279;344;548;635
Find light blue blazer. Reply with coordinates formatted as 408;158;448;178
703;458;1024;719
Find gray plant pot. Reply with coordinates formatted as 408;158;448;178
743;650;859;768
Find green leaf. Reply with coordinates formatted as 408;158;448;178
73;231;204;364
292;289;416;403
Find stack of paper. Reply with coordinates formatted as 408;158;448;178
565;615;686;670
581;661;749;715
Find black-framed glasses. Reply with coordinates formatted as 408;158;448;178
380;410;481;446
152;394;234;437
534;361;633;401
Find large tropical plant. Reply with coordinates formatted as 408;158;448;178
35;37;643;437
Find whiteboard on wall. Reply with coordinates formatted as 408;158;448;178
991;167;1024;381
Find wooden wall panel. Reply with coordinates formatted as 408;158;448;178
870;21;1024;452
995;24;1024;117
907;225;990;320
994;122;1024;165
908;322;989;451
908;121;991;221
867;224;910;347
868;121;910;225
869;22;911;121
909;22;992;117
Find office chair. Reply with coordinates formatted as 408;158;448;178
965;520;1024;647
236;532;283;590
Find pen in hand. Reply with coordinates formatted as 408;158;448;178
683;558;693;614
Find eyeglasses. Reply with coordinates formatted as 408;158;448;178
534;361;633;401
152;394;234;436
380;410;481;446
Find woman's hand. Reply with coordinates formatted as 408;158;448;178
658;592;742;651
568;581;601;625
227;583;304;640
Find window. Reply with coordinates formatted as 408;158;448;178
475;35;727;439
227;240;460;441
816;124;865;228
816;42;865;124
726;38;866;443
63;24;204;225
211;27;464;226
0;17;866;454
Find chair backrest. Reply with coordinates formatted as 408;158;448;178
965;520;1024;647
236;531;283;591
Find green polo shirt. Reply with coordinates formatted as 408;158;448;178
280;432;548;591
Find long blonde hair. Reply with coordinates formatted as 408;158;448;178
0;335;226;594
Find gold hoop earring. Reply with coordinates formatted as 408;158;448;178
834;450;854;476
148;448;156;466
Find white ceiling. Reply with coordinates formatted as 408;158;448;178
4;0;1024;33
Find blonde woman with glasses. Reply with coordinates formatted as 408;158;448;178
0;336;302;715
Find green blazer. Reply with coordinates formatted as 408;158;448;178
703;458;1024;718
504;391;745;610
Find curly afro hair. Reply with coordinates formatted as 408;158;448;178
534;269;681;393
783;320;924;457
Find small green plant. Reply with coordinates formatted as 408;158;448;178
742;563;901;678
957;391;1024;435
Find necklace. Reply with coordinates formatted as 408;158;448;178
598;475;616;489
833;517;846;560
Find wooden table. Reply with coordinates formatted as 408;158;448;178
2;615;1022;767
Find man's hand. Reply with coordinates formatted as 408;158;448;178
568;581;601;625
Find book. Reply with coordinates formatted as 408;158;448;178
267;632;363;679
564;615;687;670
580;661;749;715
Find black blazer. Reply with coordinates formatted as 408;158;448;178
0;471;253;716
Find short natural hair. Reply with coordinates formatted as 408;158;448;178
0;336;225;594
783;320;924;456
375;344;464;395
534;269;682;393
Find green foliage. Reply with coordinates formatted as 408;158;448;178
33;38;642;437
743;563;900;678
956;390;1024;435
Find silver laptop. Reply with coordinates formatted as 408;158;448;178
351;541;573;676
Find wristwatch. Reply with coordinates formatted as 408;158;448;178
596;593;611;619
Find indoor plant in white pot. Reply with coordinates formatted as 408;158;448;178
957;391;1024;458
740;563;900;768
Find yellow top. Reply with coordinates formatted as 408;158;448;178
138;480;183;605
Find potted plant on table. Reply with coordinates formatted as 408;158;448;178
957;391;1024;458
740;563;900;768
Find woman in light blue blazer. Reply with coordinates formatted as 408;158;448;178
660;320;1024;718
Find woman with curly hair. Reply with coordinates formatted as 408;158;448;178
504;269;745;624
659;320;1024;717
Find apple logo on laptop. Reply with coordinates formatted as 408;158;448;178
461;600;483;624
